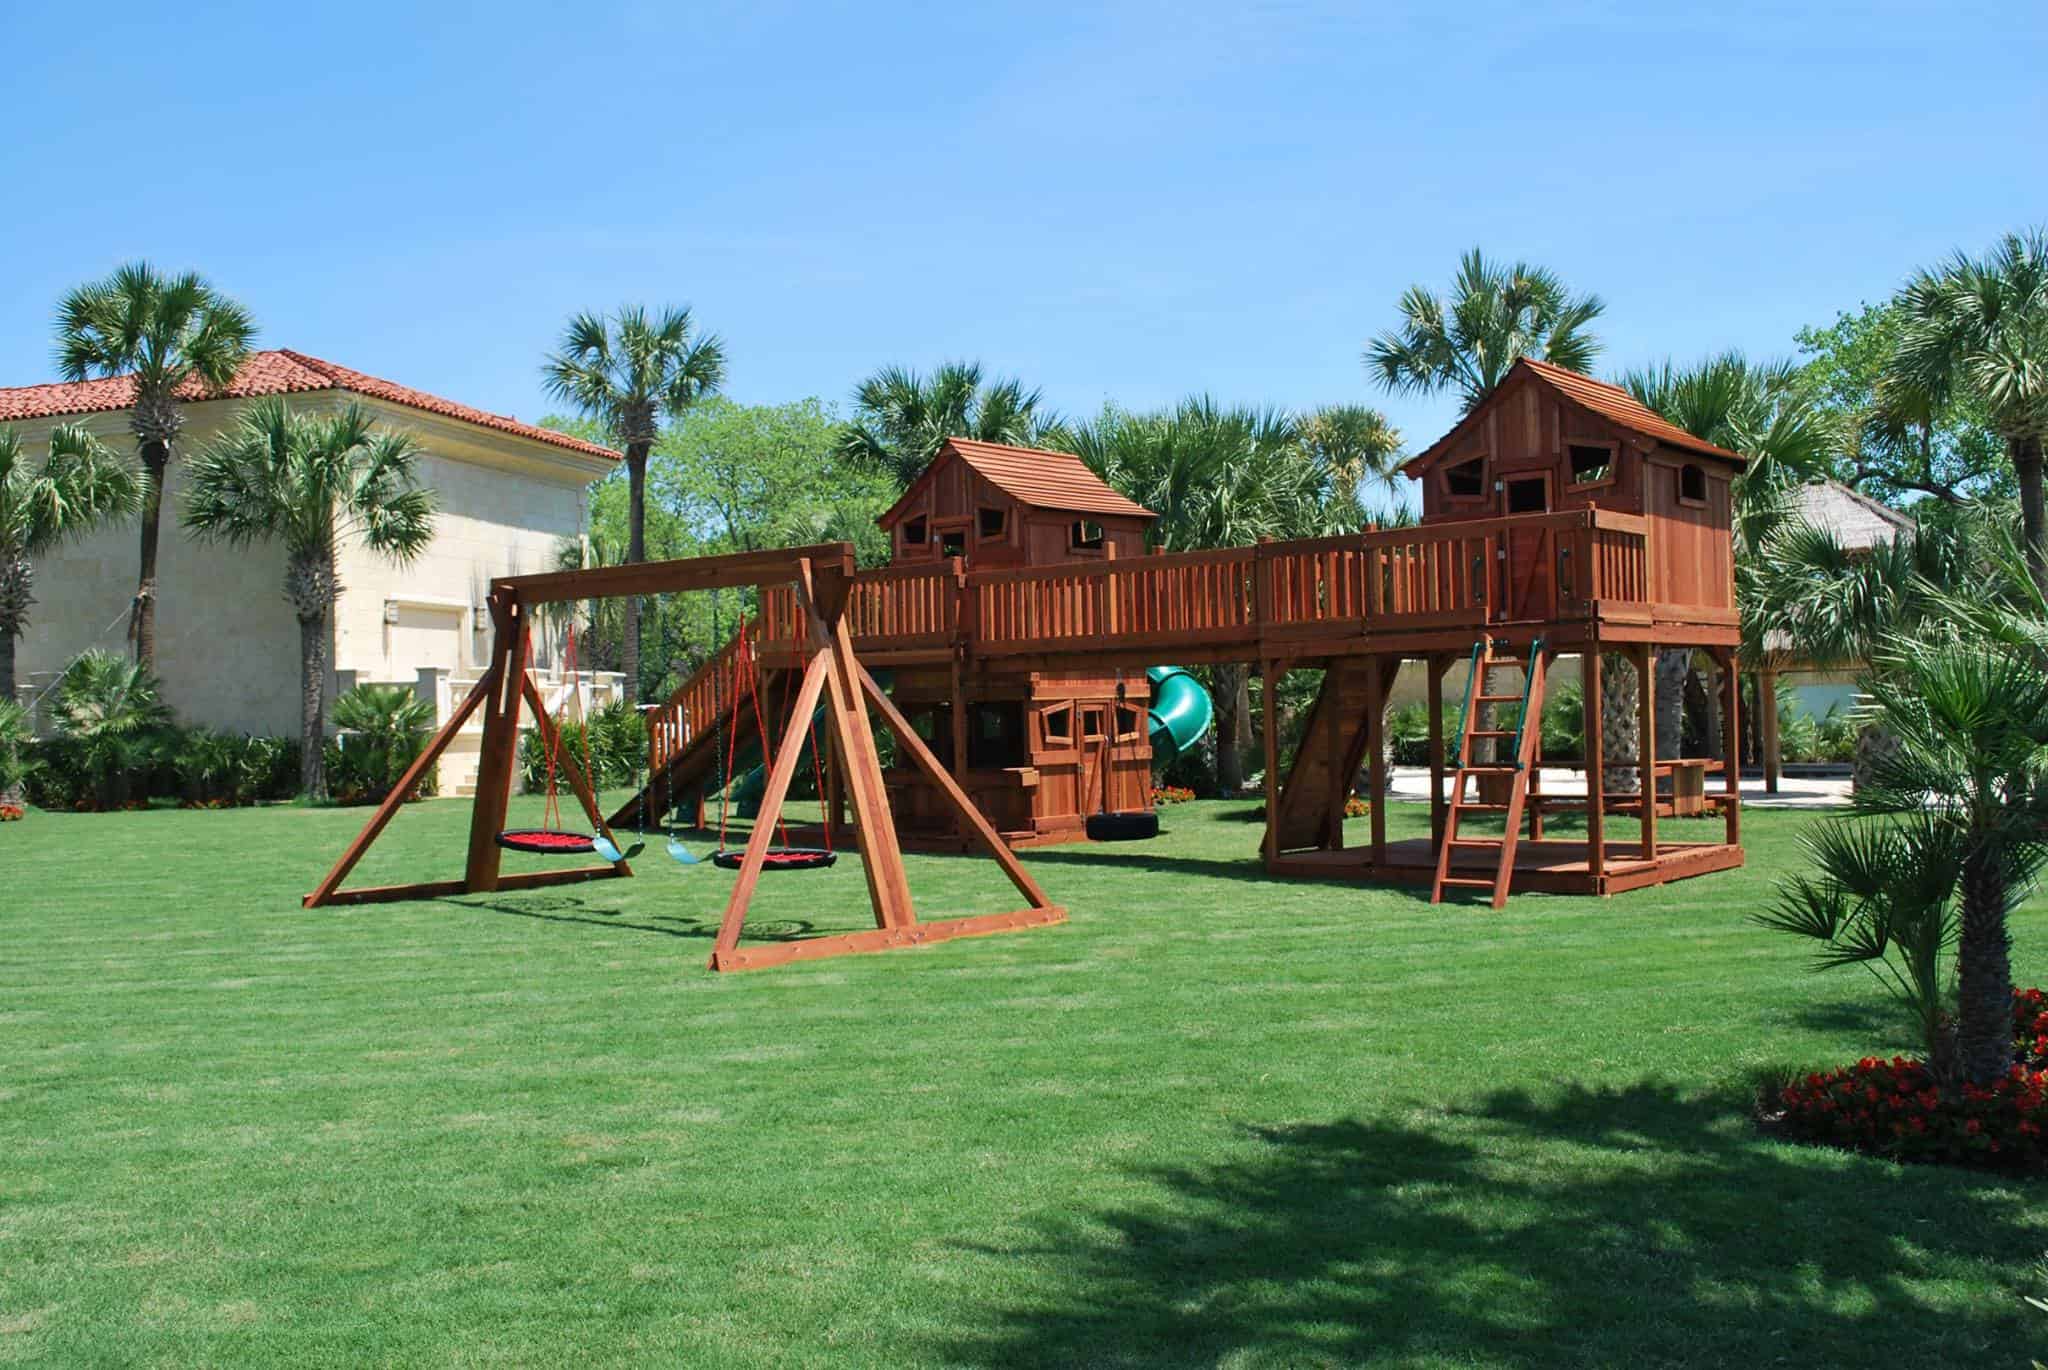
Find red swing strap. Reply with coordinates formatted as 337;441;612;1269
713;618;831;857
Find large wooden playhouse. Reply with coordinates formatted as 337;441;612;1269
611;357;1745;901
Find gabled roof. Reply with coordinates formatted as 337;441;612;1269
1401;356;1746;477
878;437;1156;527
1788;478;1915;551
0;349;620;461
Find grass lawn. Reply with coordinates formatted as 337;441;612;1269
4;795;2046;1366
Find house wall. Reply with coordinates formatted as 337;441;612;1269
11;393;607;738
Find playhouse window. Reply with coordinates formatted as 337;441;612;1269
1071;520;1106;550
1042;703;1074;745
1444;457;1485;499
1115;703;1145;741
940;527;967;557
1567;442;1615;487
968;701;1026;769
1678;463;1708;506
902;516;927;545
1080;706;1107;741
978;507;1006;540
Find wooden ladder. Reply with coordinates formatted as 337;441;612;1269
1431;636;1548;910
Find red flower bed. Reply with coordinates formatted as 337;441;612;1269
0;803;23;822
1150;785;1197;806
1772;989;2048;1170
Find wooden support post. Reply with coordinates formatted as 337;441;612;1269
1325;664;1346;851
1365;653;1387;865
1635;644;1656;860
1720;647;1742;848
464;595;526;894
1583;649;1605;884
1759;667;1780;795
819;607;916;929
1261;657;1281;869
1426;653;1447;848
949;652;970;846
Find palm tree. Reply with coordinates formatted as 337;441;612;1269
543;306;726;700
1;424;143;706
1297;404;1405;503
53;648;172;809
1622;353;1835;762
1367;248;1604;413
53;264;256;672
837;362;1063;488
183;400;436;801
1887;228;2048;595
1763;633;2048;1088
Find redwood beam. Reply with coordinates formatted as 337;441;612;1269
1583;650;1605;885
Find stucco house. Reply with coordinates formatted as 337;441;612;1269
0;350;621;793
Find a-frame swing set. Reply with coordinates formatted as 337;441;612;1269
303;543;1067;972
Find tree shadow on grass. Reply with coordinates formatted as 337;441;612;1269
442;894;820;944
933;1081;2043;1368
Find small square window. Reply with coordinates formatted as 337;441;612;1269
1080;706;1107;741
1042;703;1073;744
1567;443;1614;486
940;528;967;556
902;516;927;545
1678;464;1708;505
1444;457;1485;498
1071;520;1105;551
978;507;1006;539
1115;704;1144;740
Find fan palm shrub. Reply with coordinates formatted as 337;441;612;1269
52;649;172;809
52;263;255;671
1759;634;2048;1087
1;423;143;707
183;400;437;801
327;683;436;805
543;306;726;700
0;698;38;812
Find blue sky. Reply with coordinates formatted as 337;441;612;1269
3;1;2041;502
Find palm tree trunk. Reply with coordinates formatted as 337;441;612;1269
1214;663;1245;793
1956;843;2014;1086
1601;653;1639;796
1653;650;1687;760
0;628;14;712
2013;433;2047;599
623;441;650;703
133;439;169;672
299;609;328;802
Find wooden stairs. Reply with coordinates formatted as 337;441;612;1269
604;632;774;832
1431;636;1548;909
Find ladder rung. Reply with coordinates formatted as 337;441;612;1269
1448;838;1502;848
1468;729;1515;738
1439;877;1496;889
1453;802;1512;811
1458;764;1521;774
1473;693;1523;703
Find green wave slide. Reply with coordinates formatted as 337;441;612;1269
731;665;1211;816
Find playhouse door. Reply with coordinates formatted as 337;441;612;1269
1498;475;1552;620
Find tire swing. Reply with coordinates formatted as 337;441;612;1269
709;621;837;873
1084;670;1160;842
496;623;635;861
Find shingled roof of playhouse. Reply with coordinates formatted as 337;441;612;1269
878;437;1157;526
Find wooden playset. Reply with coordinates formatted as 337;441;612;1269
306;357;1748;967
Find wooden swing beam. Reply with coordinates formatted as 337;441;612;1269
302;543;1066;971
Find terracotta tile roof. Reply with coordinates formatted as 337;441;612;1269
937;438;1157;519
1403;356;1746;475
0;349;619;461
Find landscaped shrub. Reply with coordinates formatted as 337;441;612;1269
1768;989;2048;1170
1386;703;1429;765
327;684;436;806
0;698;38;809
49;650;174;810
519;697;645;795
171;729;301;807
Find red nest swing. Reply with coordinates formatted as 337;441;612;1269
708;620;836;873
498;624;605;857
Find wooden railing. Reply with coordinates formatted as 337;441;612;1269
647;630;754;774
649;511;1667;704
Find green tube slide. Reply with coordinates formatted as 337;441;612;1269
1146;665;1212;758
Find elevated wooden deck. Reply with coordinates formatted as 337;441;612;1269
1271;837;1744;896
747;508;1734;673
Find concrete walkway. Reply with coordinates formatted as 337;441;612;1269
1384;766;1852;810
